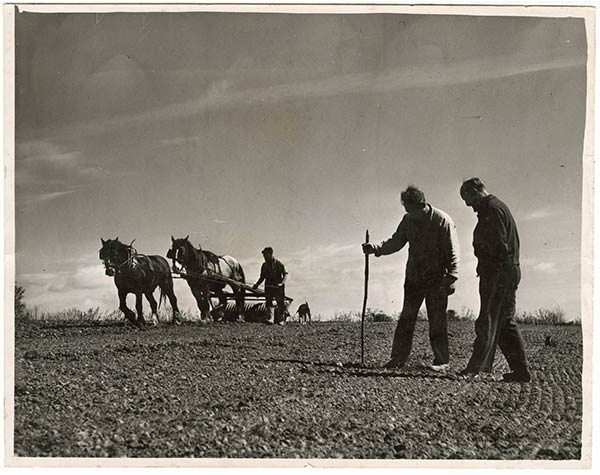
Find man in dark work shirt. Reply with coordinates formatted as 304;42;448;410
252;247;288;325
459;178;531;382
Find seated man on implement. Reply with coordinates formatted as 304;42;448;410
252;247;288;325
363;185;460;370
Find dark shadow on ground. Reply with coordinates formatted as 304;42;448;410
18;320;127;330
262;357;463;381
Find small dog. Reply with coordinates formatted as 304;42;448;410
295;302;311;325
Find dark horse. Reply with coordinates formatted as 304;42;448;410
168;236;246;322
99;237;181;327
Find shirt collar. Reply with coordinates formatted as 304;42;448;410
475;195;494;214
412;203;432;221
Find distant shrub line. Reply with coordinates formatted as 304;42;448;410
15;284;579;326
14;283;198;324
331;309;394;323
331;305;579;326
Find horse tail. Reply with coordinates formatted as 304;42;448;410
156;256;170;310
238;263;246;284
159;286;166;310
230;260;245;319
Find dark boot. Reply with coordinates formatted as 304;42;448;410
383;357;405;369
502;370;531;383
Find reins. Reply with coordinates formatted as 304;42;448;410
110;246;146;274
172;242;222;282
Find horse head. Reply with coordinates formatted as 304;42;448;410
99;237;132;276
168;235;192;273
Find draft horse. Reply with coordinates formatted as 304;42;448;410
99;237;181;327
168;236;246;322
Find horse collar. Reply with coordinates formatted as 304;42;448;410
114;248;137;273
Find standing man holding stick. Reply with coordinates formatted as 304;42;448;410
458;178;531;382
362;186;460;370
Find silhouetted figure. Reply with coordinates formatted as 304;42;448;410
253;247;288;325
296;302;311;325
457;178;531;383
362;185;460;372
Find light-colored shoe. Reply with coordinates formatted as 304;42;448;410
457;369;480;381
429;363;450;372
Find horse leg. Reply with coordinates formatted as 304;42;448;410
145;291;159;327
234;288;245;322
135;292;146;327
162;279;182;325
191;285;210;321
118;289;136;325
274;294;286;325
203;291;214;322
215;290;228;322
208;286;221;323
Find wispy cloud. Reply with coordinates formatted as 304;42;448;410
532;262;559;274
520;207;556;222
19;264;117;312
39;52;586;141
15;139;106;205
159;136;202;147
290;242;356;260
22;189;82;205
20;264;107;293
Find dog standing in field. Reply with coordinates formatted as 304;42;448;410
295;302;311;325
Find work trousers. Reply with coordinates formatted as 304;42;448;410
391;279;449;366
265;285;286;323
465;265;528;373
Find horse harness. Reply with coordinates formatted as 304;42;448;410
108;247;165;277
198;249;223;276
171;243;224;281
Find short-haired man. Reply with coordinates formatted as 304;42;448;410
363;186;460;371
252;247;288;325
459;178;531;382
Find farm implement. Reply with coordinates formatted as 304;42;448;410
172;267;293;322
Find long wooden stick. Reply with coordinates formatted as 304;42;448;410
361;230;370;366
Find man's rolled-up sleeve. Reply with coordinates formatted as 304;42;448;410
444;219;460;280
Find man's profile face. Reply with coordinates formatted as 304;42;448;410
461;187;480;208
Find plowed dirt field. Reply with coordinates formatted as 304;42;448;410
13;320;583;460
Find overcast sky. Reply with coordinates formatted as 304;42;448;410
14;11;587;320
